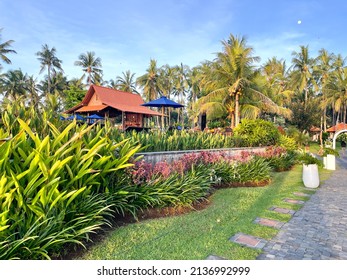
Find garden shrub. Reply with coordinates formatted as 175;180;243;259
278;134;297;151
0;119;141;259
233;119;280;147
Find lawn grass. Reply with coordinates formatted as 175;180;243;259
308;141;341;154
78;165;332;260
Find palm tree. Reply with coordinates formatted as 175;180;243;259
36;44;63;94
291;45;316;108
26;75;41;109
261;57;293;107
110;70;138;93
74;51;102;86
136;59;160;101
315;49;336;131
198;34;289;128
325;67;347;124
0;69;28;100
0;28;16;68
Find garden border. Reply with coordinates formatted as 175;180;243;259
136;146;268;164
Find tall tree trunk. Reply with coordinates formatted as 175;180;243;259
47;65;51;94
230;111;235;128
304;87;308;110
235;93;240;127
323;107;327;131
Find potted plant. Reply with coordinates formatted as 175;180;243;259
299;153;322;189
322;147;339;170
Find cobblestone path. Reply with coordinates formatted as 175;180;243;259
257;154;347;260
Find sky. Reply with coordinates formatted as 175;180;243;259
1;0;347;82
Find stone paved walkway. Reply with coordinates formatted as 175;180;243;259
257;154;347;260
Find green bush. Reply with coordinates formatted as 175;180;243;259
110;129;236;152
298;153;323;167
233;119;280;147
214;157;271;186
267;151;298;172
278;134;297;151
0;119;141;259
134;165;212;208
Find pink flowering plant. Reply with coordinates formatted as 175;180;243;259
126;146;295;208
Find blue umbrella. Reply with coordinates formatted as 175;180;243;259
66;114;85;121
141;96;184;108
86;114;104;119
141;96;184;128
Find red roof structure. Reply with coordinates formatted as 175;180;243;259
326;123;347;132
309;126;321;132
65;85;162;130
65;85;162;116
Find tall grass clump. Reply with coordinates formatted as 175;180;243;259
109;129;236;152
0;119;141;259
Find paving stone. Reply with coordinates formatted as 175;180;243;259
253;217;285;228
229;233;267;249
293;192;311;197
257;155;347;260
268;206;296;215
284;198;305;205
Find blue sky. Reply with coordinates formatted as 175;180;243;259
1;0;346;81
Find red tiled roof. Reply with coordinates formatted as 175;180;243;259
76;105;108;112
309;126;321;132
326;123;347;132
65;85;162;116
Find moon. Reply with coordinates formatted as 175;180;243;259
298;20;302;24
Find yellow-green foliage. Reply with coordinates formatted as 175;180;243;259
278;134;297;151
0;119;141;259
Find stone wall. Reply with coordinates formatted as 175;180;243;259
136;147;268;164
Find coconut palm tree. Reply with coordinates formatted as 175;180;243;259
26;75;41;109
110;70;138;93
198;34;290;128
0;69;28;100
291;45;317;108
36;44;63;94
0;28;16;69
314;49;336;131
74;51;102;86
261;57;293;107
136;59;160;101
325;67;347;124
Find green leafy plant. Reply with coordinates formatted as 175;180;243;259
322;147;340;157
0;119;141;259
298;153;323;167
233;119;280;147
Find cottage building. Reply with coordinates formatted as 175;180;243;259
65;85;162;130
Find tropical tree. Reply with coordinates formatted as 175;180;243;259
325;67;347;124
173;63;189;124
74;51;103;86
26;75;41;109
0;28;16;69
36;44;63;94
157;64;176;98
197;34;290;128
110;70;138;93
136;59;160;101
0;69;28;100
63;81;86;110
290;45;317;108
40;72;68;94
261;57;293;107
314;49;336;131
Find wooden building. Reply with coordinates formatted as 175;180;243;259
65;85;162;130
